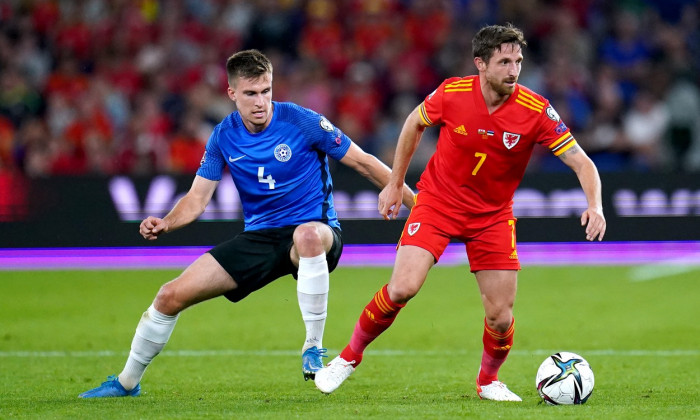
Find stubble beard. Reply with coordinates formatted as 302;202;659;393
490;77;516;97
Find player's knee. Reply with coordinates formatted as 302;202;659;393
153;282;185;316
294;224;322;244
485;311;513;333
387;283;418;304
293;224;324;253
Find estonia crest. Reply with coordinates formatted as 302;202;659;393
274;144;292;162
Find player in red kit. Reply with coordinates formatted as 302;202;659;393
315;24;607;401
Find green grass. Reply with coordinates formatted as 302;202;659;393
1;266;699;419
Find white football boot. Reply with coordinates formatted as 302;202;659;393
314;356;356;394
477;379;522;402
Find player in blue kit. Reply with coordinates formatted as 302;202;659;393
79;49;415;398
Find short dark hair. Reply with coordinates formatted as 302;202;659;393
472;24;527;63
226;49;273;85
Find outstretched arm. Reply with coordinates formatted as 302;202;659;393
338;142;415;216
377;105;426;220
558;144;606;241
140;175;219;240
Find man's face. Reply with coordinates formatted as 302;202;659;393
478;43;523;96
228;73;273;132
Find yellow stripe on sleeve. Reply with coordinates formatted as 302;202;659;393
517;90;545;107
552;139;577;156
515;99;543;113
548;132;572;149
445;80;473;88
418;102;434;126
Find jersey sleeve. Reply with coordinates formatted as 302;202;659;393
309;114;352;161
537;102;578;157
195;124;226;181
419;78;461;127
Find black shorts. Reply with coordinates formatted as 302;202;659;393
208;225;343;303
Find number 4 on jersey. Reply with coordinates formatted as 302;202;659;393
258;166;276;190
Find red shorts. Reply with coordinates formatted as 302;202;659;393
398;195;520;272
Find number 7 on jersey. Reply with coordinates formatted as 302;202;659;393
472;152;487;175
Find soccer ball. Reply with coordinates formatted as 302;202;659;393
535;352;594;405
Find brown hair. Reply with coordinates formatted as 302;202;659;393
226;49;273;85
472;24;527;62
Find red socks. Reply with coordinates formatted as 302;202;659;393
339;286;514;382
478;317;514;385
341;284;405;367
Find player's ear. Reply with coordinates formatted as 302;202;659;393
474;57;486;72
227;86;236;102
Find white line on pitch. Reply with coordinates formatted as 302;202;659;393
0;349;697;358
628;262;700;282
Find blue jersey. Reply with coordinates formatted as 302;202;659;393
197;102;352;231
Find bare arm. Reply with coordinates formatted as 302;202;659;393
376;105;426;219
140;175;219;240
339;142;415;214
558;144;607;241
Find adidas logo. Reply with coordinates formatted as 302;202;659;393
453;125;468;136
364;308;377;322
509;250;518;259
492;344;512;351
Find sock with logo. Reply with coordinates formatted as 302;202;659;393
341;284;405;367
478;317;515;385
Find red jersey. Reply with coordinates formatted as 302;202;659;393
416;75;576;216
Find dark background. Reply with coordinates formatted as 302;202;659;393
1;170;697;247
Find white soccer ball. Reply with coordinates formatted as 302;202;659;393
535;352;594;405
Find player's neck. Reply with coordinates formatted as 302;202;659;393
481;87;510;114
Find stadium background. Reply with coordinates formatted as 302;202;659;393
0;0;699;247
1;4;698;417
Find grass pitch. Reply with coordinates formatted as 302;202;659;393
1;265;698;419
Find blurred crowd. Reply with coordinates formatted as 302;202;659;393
1;0;699;178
